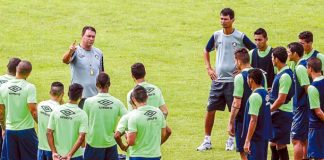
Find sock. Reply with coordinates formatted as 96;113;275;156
270;145;279;160
204;135;211;142
277;147;289;160
228;136;234;141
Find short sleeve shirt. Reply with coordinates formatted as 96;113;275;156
248;91;263;116
308;76;324;109
295;59;310;87
277;66;293;112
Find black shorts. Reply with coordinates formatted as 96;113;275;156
207;81;234;112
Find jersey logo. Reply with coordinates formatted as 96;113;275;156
144;110;157;117
146;87;155;93
41;105;52;112
232;42;237;47
78;53;85;58
98;99;113;106
60;109;75;117
95;54;99;60
8;85;22;92
0;80;7;85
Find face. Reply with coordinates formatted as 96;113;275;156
287;48;294;61
254;34;267;49
82;29;96;47
220;15;233;28
299;39;312;52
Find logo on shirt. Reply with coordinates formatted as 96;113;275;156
78;53;85;58
146;87;155;93
41;105;52;112
0;80;7;85
232;42;237;47
8;85;22;92
60;109;75;117
98;99;114;106
144;110;157;117
95;54;99;60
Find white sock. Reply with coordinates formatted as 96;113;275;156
228;136;234;141
204;135;211;142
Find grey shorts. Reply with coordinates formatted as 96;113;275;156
207;81;234;112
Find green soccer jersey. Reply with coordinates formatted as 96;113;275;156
0;79;37;130
249;46;272;64
248;89;263;115
83;93;127;148
116;112;133;160
128;105;166;158
308;76;324;109
37;99;60;151
127;82;165;111
295;59;310;86
303;49;324;71
277;66;293;112
48;103;88;158
0;74;15;86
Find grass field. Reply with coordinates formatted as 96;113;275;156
1;0;324;159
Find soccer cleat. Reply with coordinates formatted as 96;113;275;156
196;141;212;151
225;137;235;151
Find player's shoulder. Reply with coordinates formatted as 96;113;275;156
92;47;103;55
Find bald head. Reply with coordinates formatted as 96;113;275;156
17;60;32;77
7;58;21;75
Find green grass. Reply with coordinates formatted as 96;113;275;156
1;0;324;159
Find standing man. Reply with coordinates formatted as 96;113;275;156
287;42;310;160
198;7;256;151
243;69;271;160
0;60;38;160
0;57;21;158
37;82;64;160
306;57;324;159
83;73;127;160
249;28;275;89
47;83;88;160
62;26;104;108
269;47;295;160
127;85;168;160
298;31;324;71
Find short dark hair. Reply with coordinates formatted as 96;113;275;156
288;42;304;58
220;8;234;19
254;28;267;38
50;82;64;97
131;85;148;103
68;83;83;101
234;48;250;64
82;26;96;36
272;47;288;63
131;63;146;79
307;57;322;73
248;68;264;85
96;72;110;88
7;58;21;74
299;31;313;43
17;60;32;76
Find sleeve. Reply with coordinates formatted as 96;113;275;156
308;85;320;109
243;35;256;50
233;74;244;98
119;101;128;117
279;73;292;94
249;49;253;64
27;84;37;103
248;93;263;116
296;65;310;86
127;116;137;133
316;53;324;71
157;89;166;107
116;114;128;133
205;35;215;52
47;112;56;130
79;112;88;133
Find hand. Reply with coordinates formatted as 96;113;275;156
60;154;72;160
244;141;251;154
207;68;217;80
121;144;129;152
69;40;77;53
52;153;61;160
227;122;234;137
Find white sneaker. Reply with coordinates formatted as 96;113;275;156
196;141;212;151
225;137;235;151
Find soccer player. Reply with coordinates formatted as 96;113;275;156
299;31;324;71
287;42;310;159
269;47;295;160
47;83;88;160
37;82;64;160
243;68;271;160
198;7;255;151
127;85;168;160
83;72;127;160
249;28;275;89
306;57;324;159
0;60;38;160
62;26;104;108
0;57;20;158
227;48;253;160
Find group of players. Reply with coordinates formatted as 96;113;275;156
197;8;324;160
0;59;171;160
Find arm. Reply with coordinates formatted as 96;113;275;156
47;129;61;160
161;128;168;144
159;104;168;118
243;35;256;50
28;103;37;123
270;93;287;112
0;104;5;137
62;41;77;64
244;115;258;154
227;97;242;136
114;131;128;151
204;35;217;80
127;132;136;146
64;133;86;159
271;73;292;112
314;108;324;121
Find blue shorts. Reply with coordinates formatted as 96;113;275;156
291;107;309;141
270;110;293;144
71;156;83;160
247;140;268;160
3;128;38;160
207;81;234;112
308;128;324;159
84;144;118;160
234;120;244;152
37;149;52;160
130;157;161;160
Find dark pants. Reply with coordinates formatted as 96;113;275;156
37;149;52;160
78;98;86;109
84;144;118;160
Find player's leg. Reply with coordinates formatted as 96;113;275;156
224;82;235;151
292;139;303;160
17;128;38;160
